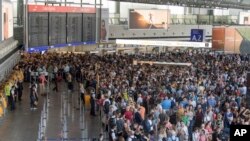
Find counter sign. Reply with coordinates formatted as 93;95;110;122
190;29;205;42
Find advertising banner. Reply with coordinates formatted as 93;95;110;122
96;8;109;42
129;9;170;29
212;27;250;54
212;28;225;50
2;1;13;40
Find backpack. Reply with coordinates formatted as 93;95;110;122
142;119;151;133
38;77;43;83
171;100;176;108
103;101;110;114
109;117;116;127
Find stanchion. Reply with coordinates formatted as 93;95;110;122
37;123;41;141
63;116;68;140
61;91;68;140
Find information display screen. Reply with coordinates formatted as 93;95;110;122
83;13;96;42
28;13;49;47
28;5;97;49
49;13;67;45
67;13;82;43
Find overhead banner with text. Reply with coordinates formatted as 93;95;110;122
28;5;95;13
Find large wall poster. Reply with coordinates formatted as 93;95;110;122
129;9;170;29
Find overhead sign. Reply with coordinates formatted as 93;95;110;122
133;60;192;66
27;41;96;53
116;39;211;48
190;29;205;42
28;5;96;13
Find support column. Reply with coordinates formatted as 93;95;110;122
115;1;120;15
115;1;120;23
0;0;2;41
17;0;24;25
24;0;28;51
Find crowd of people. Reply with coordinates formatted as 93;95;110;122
2;68;24;111
15;51;250;141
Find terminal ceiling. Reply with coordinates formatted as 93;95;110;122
110;0;250;10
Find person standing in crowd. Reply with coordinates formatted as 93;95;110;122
17;79;23;101
53;73;59;92
168;130;179;141
109;125;117;141
30;82;38;110
5;82;11;107
10;85;16;111
67;73;73;92
192;128;200;141
90;91;97;116
38;72;47;96
194;107;204;128
79;83;85;105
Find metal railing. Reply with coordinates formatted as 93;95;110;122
109;15;239;25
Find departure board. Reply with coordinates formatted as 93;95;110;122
67;13;82;43
28;13;49;47
83;14;96;42
49;13;66;45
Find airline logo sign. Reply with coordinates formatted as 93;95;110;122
190;29;205;42
28;5;96;13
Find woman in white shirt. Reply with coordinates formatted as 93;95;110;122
192;128;200;141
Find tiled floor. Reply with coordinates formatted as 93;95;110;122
0;81;105;141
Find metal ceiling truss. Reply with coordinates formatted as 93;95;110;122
110;0;250;10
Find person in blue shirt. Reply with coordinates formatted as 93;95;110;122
180;98;188;108
207;95;216;108
161;97;171;111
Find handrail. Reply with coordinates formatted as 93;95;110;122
109;15;240;25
